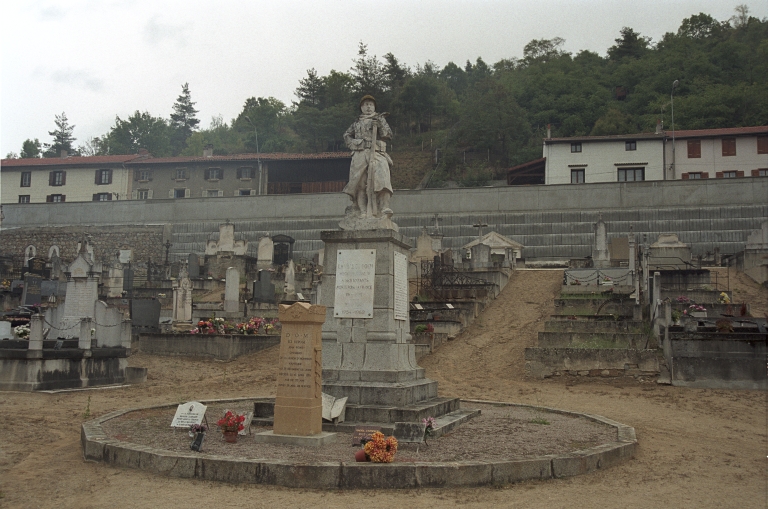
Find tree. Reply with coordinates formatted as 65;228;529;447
295;68;324;106
321;70;355;109
5;152;18;159
234;97;294;152
77;136;109;156
169;83;200;155
351;42;385;100
43;112;76;157
522;38;567;65
20;138;42;158
106;111;172;156
678;13;724;39
608;28;651;60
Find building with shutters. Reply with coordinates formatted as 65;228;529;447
0;152;148;204
542;125;767;185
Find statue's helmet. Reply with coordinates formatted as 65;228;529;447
359;95;376;108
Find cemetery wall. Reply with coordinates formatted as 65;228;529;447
2;178;766;262
0;225;165;264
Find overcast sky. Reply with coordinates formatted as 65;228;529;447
1;1;764;157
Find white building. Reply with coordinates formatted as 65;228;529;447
665;126;768;180
0;152;148;204
544;132;665;185
543;126;768;185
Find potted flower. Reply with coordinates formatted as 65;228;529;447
671;310;682;325
217;410;246;443
363;431;398;463
688;304;707;318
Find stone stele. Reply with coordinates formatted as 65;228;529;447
272;301;326;436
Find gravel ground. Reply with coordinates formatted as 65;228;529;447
101;402;617;463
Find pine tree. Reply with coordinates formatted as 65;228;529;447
170;83;200;155
43;113;76;157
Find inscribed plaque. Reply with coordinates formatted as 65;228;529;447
170;401;207;428
334;249;375;319
394;251;408;321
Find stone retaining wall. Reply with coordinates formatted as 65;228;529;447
135;333;280;361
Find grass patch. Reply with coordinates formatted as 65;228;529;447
529;417;550;425
571;336;620;349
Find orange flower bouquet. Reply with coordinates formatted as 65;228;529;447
363;431;398;463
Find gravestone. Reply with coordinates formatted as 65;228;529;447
21;274;42;306
27;257;48;278
284;260;296;299
50;253;63;280
130;299;161;330
257;237;274;270
118;249;132;264
62;252;98;320
41;280;66;299
187;253;200;278
470;243;491;269
224;267;239;313
593;213;610;268
352;426;382;446
205;222;249;256
173;263;193;323
252;270;275;303
170;401;207;428
273;302;325;435
123;268;134;292
0;321;12;339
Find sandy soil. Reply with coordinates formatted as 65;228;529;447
1;269;766;509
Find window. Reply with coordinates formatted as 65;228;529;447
237;167;255;179
137;169;152;181
205;168;223;180
93;193;112;201
682;172;709;179
136;189;149;200
173;188;188;198
687;140;701;158
722;171;737;178
49;171;66;186
206;189;222;197
18;195;30;203
20;172;31;187
95;169;112;185
754;169;768;177
625;141;637;151
758;136;768;154
618;167;645;181
570;143;582;153
722;138;736;157
175;168;188;180
571;169;585;184
46;194;65;202
238;189;253;196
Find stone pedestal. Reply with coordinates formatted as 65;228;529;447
320;230;437;408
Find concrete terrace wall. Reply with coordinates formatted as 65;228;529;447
2;178;766;262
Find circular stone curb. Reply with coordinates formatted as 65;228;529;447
81;397;637;489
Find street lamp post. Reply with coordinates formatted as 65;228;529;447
244;115;263;195
671;80;679;178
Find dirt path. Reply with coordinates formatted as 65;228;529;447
1;269;766;508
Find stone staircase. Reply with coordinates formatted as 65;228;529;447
525;289;660;380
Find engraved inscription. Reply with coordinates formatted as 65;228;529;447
334;249;376;319
394;251;408;321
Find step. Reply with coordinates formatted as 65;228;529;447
544;319;647;333
537;331;651;349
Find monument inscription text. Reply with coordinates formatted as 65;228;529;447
334;249;376;318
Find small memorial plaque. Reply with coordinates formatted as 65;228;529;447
414;303;423;310
445;303;454;309
394;252;408;321
334;250;375;319
352;426;382;446
393;422;427;443
170;401;207;428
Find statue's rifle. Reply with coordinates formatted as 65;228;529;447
366;112;388;217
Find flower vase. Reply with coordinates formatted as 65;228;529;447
223;430;239;443
354;449;369;462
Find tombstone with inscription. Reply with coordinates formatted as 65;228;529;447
172;262;193;324
252;270;276;304
254;301;334;446
592;213;610;268
61;242;99;325
224;267;239;313
21;274;43;306
187;253;200;278
256;236;275;270
27;257;48;278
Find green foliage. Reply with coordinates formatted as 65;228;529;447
106;111;172;156
21;138;42;158
43;112;76;157
529;417;550;425
169;83;200;155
